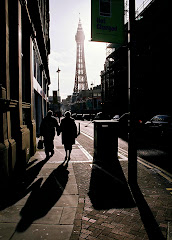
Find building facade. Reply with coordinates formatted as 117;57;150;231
0;0;50;186
101;0;172;120
71;85;102;114
101;46;128;118
61;96;72;115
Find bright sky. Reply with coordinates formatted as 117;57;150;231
49;0;145;100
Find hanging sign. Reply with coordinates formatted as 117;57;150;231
91;0;124;44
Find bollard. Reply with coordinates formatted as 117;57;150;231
77;122;80;136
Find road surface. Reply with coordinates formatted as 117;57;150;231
75;120;172;175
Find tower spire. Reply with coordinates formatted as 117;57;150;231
74;18;88;93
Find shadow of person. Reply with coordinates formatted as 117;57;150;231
88;159;135;210
16;163;69;232
130;184;165;240
0;158;48;210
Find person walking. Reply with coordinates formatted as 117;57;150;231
40;110;59;158
60;111;77;162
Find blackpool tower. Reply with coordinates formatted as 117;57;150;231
73;19;88;93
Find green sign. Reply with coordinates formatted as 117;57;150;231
91;0;124;44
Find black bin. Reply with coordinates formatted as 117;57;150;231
93;120;118;165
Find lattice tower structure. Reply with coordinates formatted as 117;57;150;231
74;19;88;93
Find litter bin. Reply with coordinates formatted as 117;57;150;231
93;120;118;165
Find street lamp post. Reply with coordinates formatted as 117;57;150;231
56;67;61;122
91;82;94;113
56;67;61;98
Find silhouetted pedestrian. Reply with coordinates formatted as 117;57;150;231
60;111;77;162
40;110;60;158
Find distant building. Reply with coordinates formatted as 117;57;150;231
61;95;72;114
48;94;61;117
71;85;102;114
0;0;50;185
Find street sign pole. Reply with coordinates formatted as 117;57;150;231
128;0;137;185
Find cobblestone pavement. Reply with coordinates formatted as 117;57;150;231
70;133;172;240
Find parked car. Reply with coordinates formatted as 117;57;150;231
71;113;77;119
112;113;129;137
144;115;172;139
75;114;84;120
90;114;95;120
94;112;110;120
83;114;91;121
112;115;120;120
112;112;143;137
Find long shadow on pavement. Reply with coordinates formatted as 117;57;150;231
88;159;136;210
0;158;48;210
130;184;165;240
88;159;165;239
16;163;69;232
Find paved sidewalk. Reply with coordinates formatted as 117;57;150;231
0;134;171;240
0;135;88;240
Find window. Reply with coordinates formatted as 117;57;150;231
100;0;111;17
